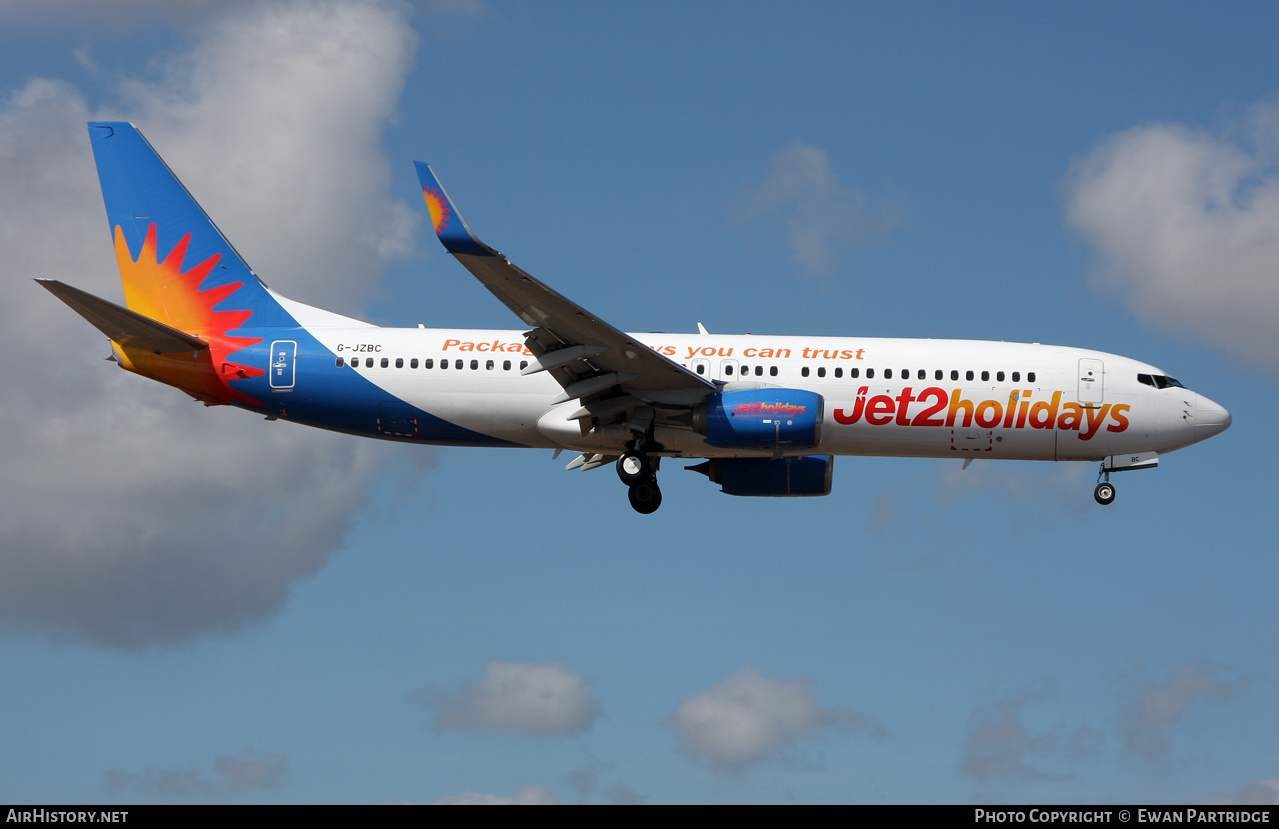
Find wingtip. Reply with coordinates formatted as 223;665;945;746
413;161;490;256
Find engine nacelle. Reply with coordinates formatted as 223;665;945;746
688;455;834;497
693;389;824;450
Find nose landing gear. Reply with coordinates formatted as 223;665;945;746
1094;464;1116;505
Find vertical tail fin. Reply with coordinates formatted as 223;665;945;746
87;122;294;332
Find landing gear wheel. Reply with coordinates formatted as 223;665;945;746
617;451;650;486
1094;482;1116;506
628;479;662;514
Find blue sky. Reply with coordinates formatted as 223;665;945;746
1;0;1276;805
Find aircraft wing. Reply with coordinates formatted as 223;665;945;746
37;279;208;353
414;163;715;408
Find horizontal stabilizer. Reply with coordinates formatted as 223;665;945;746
36;279;207;353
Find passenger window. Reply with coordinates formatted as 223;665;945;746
411;358;419;369
1028;372;1036;383
755;365;763;377
697;363;705;375
981;370;989;381
335;357;344;367
867;368;875;379
996;371;1004;382
455;359;463;370
850;368;859;379
470;359;479;370
951;370;959;381
504;360;511;370
965;370;974;381
935;370;943;380
1012;371;1019;382
725;365;734;375
425;358;434;369
918;369;926;380
818;367;826;378
486;360;494;370
520;361;528;370
366;357;374;368
440;359;448;369
834;367;843;378
395;357;404;368
770;366;777;377
801;366;810;377
885;369;893;379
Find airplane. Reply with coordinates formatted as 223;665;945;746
40;122;1232;514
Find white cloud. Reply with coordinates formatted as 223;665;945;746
959;681;1102;783
425;660;603;736
105;746;287;797
1065;98;1279;369
1120;662;1242;761
112;0;419;316
738;144;905;278
430;784;557;805
668;668;884;771
0;0;423;647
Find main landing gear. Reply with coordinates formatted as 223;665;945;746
1094;463;1116;506
618;444;662;514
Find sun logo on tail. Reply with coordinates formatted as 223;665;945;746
114;224;265;405
423;187;452;235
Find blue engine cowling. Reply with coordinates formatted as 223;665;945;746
693;389;824;450
687;455;834;497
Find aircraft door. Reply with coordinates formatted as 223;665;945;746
270;340;297;390
1078;359;1103;406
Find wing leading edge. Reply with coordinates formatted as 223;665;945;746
414;163;716;413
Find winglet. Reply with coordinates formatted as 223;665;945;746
414;162;495;257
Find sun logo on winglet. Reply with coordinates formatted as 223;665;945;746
423;187;452;235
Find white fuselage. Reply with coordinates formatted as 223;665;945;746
299;325;1228;462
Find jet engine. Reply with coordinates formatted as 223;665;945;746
692;389;823;451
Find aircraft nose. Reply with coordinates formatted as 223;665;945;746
1195;393;1232;440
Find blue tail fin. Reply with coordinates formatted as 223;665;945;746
87;122;295;330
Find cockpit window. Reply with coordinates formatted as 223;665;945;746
1139;373;1186;389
